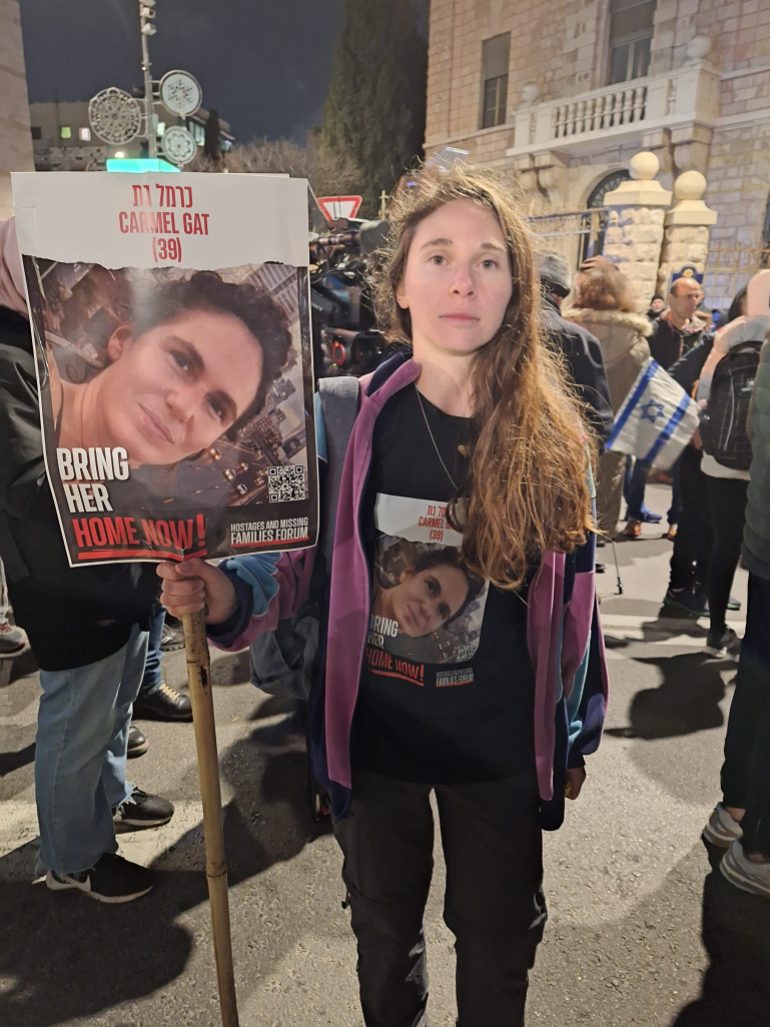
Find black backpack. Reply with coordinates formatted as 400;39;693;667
248;376;361;700
700;340;762;471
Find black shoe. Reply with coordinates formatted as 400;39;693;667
133;682;193;722
705;626;741;659
113;787;174;830
46;853;153;903
727;594;742;612
663;586;708;617
127;724;149;758
595;562;606;573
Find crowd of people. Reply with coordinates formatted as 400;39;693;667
1;162;769;1026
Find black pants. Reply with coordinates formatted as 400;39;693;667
669;447;712;591
722;573;770;855
706;476;748;633
334;769;546;1027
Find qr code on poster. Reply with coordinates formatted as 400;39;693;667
268;464;307;502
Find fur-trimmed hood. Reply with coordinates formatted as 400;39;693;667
563;307;652;411
562;307;652;337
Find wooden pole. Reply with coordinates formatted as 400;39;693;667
182;608;240;1027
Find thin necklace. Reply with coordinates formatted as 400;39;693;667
414;384;463;494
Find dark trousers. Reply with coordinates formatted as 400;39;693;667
667;454;682;527
721;573;770;855
334;769;546;1027
669;447;713;591
705;476;749;633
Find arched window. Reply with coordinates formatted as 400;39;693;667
580;170;631;260
587;169;631;210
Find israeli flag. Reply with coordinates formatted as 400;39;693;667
606;359;699;470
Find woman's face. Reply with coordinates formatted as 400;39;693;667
93;308;263;465
395;198;513;363
389;563;470;637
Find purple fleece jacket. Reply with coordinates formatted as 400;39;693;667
213;356;609;825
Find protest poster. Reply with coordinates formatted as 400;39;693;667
11;171;318;565
364;493;488;685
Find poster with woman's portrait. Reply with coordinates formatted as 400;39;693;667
365;493;488;677
12;172;318;566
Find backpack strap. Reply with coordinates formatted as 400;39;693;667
317;376;361;562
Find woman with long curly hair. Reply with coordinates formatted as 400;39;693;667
158;164;608;1026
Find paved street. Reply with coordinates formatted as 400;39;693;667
2;484;769;1027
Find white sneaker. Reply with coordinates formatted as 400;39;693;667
702;803;743;848
720;840;770;898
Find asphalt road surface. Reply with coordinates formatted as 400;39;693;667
2;485;769;1026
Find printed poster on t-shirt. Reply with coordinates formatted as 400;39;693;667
365;493;489;687
11;171;318;566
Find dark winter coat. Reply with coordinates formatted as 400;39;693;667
541;298;614;447
744;332;770;579
0;307;158;670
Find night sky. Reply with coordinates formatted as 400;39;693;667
19;0;344;142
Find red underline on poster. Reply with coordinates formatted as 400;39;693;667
76;548;209;561
370;669;425;687
229;536;311;549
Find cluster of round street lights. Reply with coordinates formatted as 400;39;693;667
87;0;203;167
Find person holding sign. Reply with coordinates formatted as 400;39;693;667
159;164;608;1025
0;219;174;903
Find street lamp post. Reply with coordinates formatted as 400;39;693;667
139;0;157;157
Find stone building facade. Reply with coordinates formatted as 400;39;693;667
424;0;770;305
0;0;33;219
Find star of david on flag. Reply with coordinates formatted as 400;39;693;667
640;400;665;423
606;359;699;470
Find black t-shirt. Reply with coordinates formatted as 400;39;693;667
353;384;535;784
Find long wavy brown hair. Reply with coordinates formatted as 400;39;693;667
376;163;594;590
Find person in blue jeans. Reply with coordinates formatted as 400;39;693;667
0;219;174;903
622;456;661;535
128;605;193;758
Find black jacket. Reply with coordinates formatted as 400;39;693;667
649;316;704;371
542;298;614;447
669;334;714;395
0;307;158;670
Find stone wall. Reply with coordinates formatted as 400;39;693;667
426;0;610;154
706;121;770;249
0;0;33;219
702;119;770;307
604;207;669;313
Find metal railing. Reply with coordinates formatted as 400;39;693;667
526;207;609;266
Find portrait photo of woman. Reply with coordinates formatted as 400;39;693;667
370;539;486;664
25;260;312;512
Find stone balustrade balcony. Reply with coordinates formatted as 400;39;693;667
507;62;720;159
